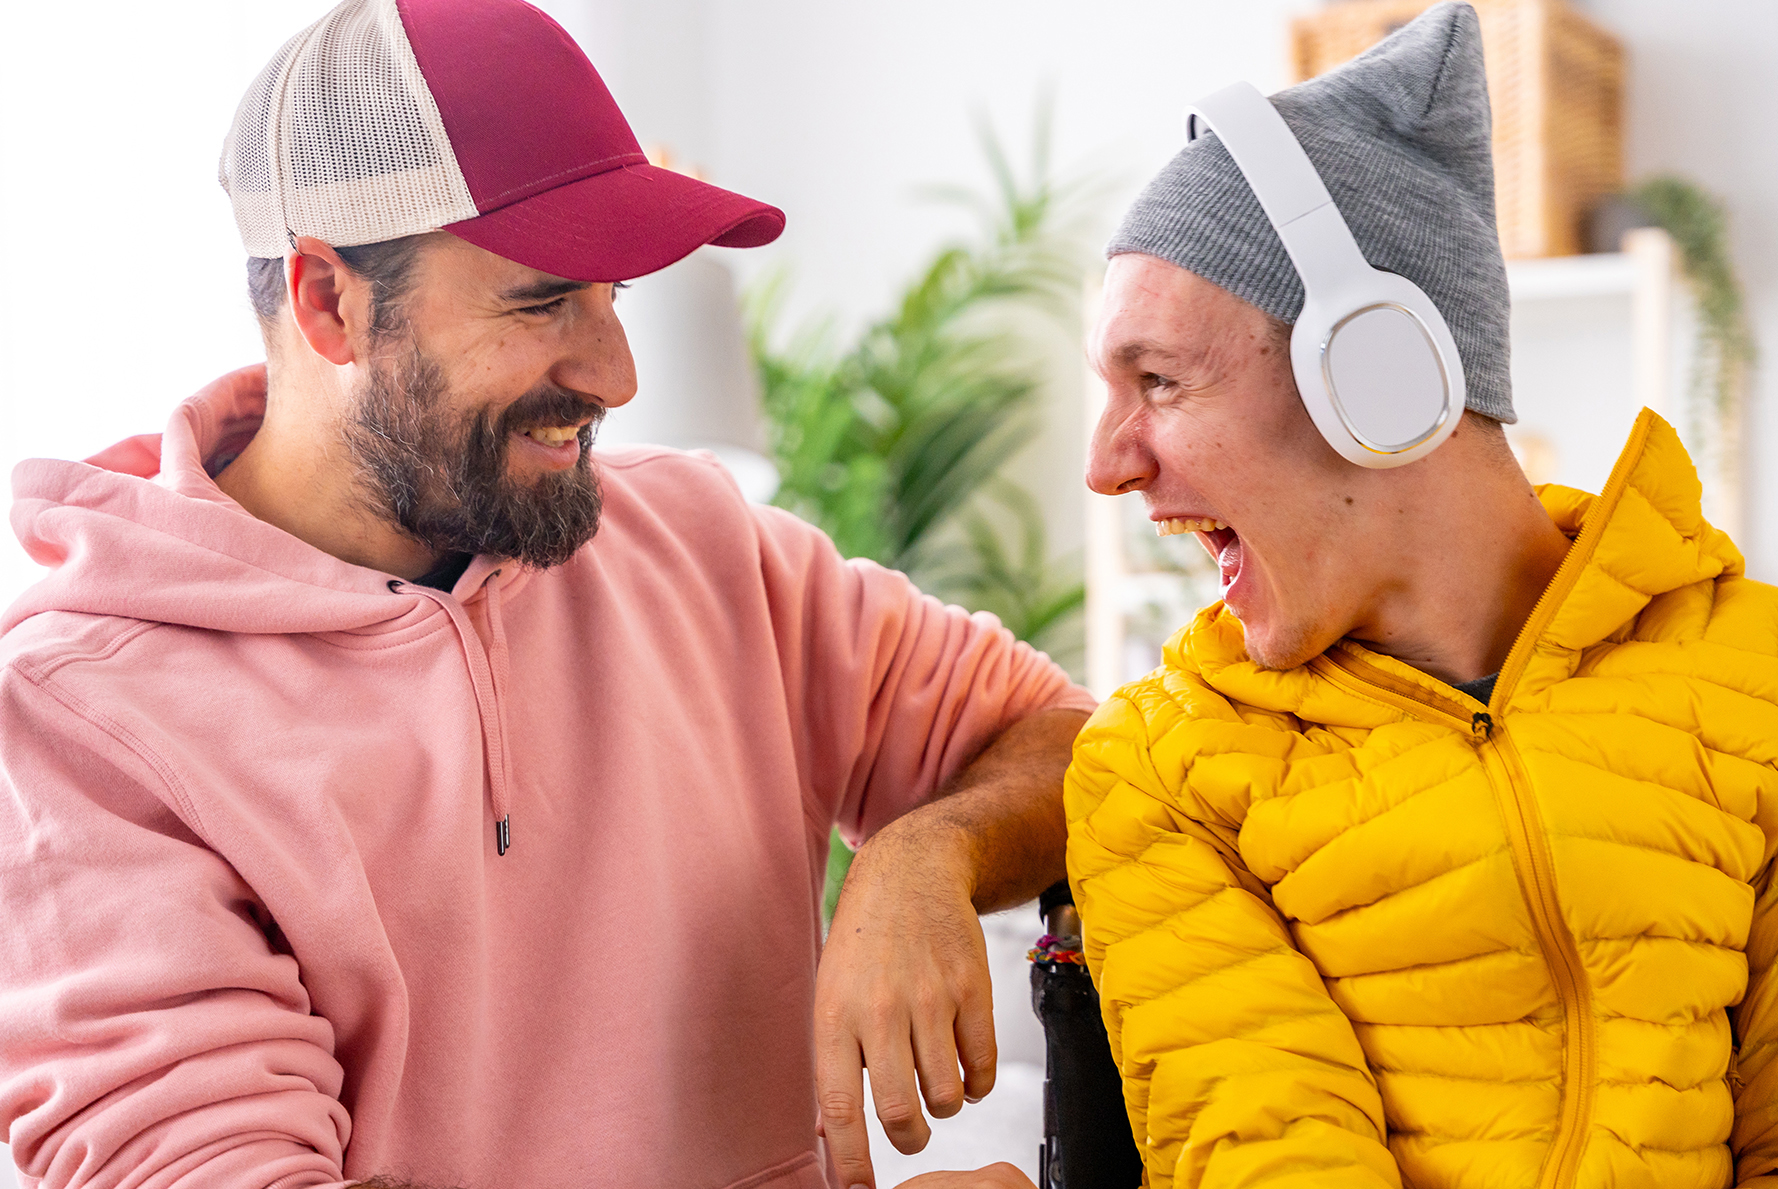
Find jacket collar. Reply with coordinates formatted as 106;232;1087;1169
1173;410;1737;723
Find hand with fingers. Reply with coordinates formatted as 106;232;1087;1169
813;822;998;1189
893;1163;1037;1189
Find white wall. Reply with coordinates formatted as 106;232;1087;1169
559;0;1319;565
0;0;340;606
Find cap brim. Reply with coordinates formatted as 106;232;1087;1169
442;163;785;283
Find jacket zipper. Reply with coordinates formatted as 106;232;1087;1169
1472;713;1594;1189
1295;417;1660;1180
1316;652;1594;1189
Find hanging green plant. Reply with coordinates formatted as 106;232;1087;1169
1629;175;1757;420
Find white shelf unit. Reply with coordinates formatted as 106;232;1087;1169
1084;228;1706;699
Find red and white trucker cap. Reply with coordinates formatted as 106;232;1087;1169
219;0;784;281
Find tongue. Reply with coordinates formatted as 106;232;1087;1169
1215;532;1242;587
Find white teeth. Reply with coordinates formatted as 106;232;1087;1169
524;426;580;446
1156;517;1229;537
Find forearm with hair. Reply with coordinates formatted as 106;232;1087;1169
861;706;1088;913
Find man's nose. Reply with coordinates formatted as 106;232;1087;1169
1085;394;1156;496
556;291;638;410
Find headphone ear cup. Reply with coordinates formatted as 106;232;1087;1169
1322;304;1451;451
1289;290;1462;469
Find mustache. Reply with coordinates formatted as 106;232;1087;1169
496;386;607;438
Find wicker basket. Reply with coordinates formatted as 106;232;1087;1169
1290;0;1624;259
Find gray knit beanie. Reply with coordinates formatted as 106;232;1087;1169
1109;2;1513;422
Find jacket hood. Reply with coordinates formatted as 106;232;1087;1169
1171;410;1742;723
4;368;505;638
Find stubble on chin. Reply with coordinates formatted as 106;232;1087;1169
1229;606;1325;672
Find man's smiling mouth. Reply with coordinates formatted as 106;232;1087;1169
521;425;584;447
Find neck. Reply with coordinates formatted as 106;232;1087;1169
216;355;438;581
1347;439;1571;687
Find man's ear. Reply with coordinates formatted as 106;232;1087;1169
286;237;365;366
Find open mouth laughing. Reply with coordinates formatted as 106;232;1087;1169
1156;515;1244;595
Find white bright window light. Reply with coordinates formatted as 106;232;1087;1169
0;0;341;609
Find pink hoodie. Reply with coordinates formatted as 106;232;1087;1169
0;378;1093;1189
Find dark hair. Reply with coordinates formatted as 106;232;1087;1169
246;234;429;337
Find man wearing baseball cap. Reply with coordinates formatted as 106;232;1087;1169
0;2;1094;1188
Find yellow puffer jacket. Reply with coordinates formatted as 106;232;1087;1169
1066;412;1778;1189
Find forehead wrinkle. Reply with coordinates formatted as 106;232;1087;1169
1106;336;1212;376
1111;339;1173;369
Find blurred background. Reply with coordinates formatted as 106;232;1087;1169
0;0;1773;1184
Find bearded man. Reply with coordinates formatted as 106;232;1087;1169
1055;6;1778;1189
0;2;1094;1187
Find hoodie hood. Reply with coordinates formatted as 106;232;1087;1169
7;367;531;854
5;368;509;638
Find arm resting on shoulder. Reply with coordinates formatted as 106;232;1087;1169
860;704;1089;912
751;502;1093;1188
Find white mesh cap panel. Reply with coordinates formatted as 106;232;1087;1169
220;0;478;258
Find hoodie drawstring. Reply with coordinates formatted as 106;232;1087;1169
395;577;516;856
482;574;515;854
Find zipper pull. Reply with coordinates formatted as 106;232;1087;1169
1472;711;1494;740
496;815;511;856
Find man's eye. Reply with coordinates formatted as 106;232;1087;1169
1140;372;1177;393
516;297;569;317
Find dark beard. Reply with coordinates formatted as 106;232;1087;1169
345;339;605;570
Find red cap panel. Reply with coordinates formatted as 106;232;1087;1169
396;0;647;213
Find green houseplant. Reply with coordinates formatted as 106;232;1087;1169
747;111;1095;920
1629;175;1757;426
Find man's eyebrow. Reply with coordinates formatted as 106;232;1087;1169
499;277;593;304
1110;339;1188;369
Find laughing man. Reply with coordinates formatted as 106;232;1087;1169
1061;6;1778;1189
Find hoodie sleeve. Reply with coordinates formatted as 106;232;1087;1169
0;665;353;1189
1064;669;1399;1189
750;503;1094;845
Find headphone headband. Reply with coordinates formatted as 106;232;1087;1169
1186;83;1371;301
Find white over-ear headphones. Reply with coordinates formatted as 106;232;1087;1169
1186;82;1465;468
